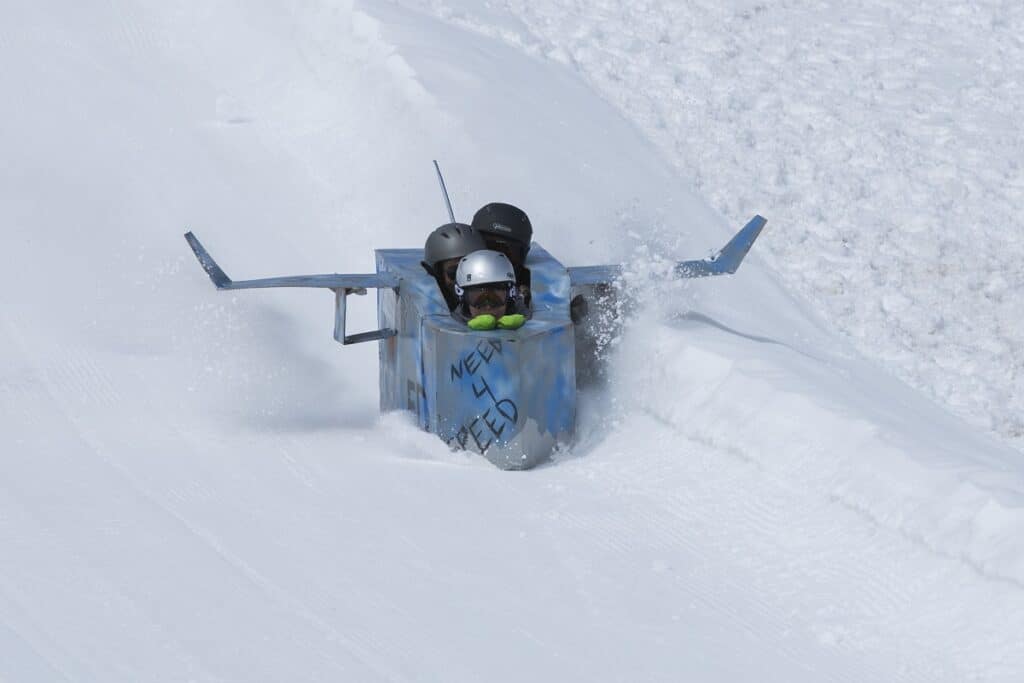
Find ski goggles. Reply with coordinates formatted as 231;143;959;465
463;285;510;309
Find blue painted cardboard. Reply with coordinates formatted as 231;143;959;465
376;245;575;469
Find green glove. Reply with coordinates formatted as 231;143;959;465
497;313;526;330
467;314;497;331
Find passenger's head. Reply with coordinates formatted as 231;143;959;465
455;250;517;319
471;203;533;268
422;223;487;306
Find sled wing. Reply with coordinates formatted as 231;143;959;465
184;231;398;345
566;214;766;286
673;214;766;278
184;232;398;292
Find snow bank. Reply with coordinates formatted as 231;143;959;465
613;315;1024;586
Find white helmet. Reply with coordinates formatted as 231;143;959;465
454;250;517;297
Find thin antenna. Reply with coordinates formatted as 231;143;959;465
433;160;456;224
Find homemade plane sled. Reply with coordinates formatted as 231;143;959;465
185;214;765;470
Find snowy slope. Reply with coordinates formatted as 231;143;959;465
2;1;1024;681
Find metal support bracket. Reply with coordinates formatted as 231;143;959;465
333;287;397;345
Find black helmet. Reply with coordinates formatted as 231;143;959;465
422;223;487;272
471;203;533;252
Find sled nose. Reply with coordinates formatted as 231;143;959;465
422;316;576;470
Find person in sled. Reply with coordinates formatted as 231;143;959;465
421;222;488;311
453;250;527;331
469;201;592;321
471;203;533;307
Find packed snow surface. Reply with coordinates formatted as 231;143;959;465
2;1;1024;681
